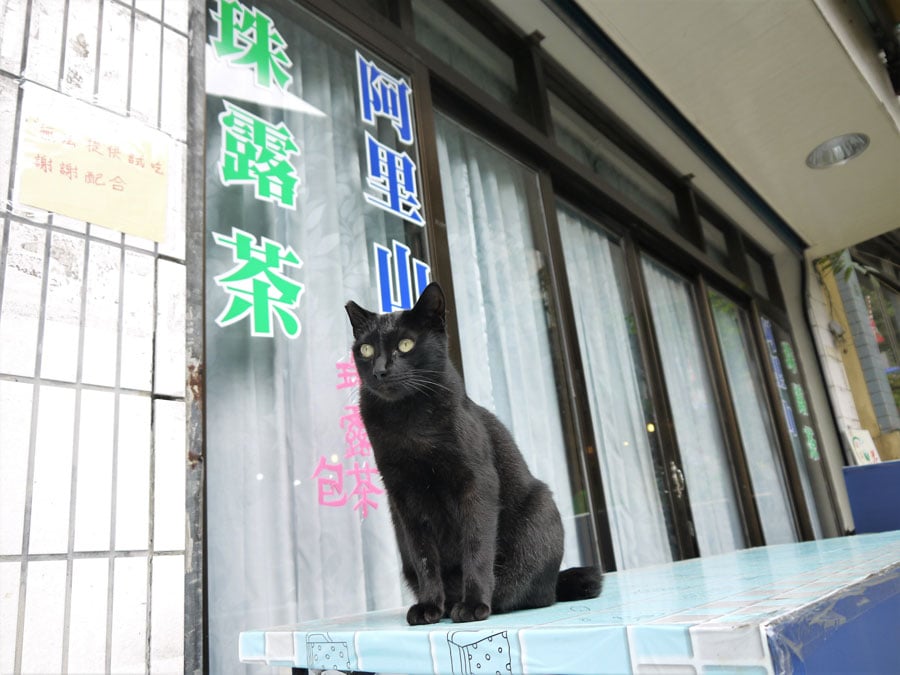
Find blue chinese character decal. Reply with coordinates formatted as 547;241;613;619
374;240;430;313
212;227;304;338
357;51;414;144
783;400;798;438
364;132;425;226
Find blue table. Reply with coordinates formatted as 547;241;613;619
240;531;900;674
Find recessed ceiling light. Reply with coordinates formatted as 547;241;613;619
806;133;870;169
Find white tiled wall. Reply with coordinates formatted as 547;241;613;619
0;1;190;673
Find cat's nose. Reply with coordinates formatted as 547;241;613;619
373;356;388;380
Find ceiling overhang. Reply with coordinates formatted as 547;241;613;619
490;0;900;259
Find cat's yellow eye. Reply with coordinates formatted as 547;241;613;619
359;344;375;358
398;338;415;353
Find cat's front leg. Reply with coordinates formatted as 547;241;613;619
451;494;497;623
405;546;445;625
394;505;446;625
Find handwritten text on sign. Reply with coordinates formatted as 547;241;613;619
16;83;170;242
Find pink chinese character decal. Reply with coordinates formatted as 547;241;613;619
335;356;360;390
340;405;371;458
312;354;381;518
312;457;348;507
347;461;383;517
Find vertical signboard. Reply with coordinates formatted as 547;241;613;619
203;1;429;670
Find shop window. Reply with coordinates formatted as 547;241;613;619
203;2;429;671
641;256;746;556
548;92;680;231
434;113;595;567
709;290;798;544
411;0;519;110
557;203;678;569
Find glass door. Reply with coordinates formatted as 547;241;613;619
557;203;678;569
641;256;746;557
709;290;798;544
434;113;597;568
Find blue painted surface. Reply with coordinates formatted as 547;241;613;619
239;531;900;674
843;460;900;533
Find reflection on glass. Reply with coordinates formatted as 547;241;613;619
558;202;677;569
549;92;680;230
701;217;729;268
435;113;591;567
748;255;769;299
710;290;797;544
412;0;519;109
642;256;745;556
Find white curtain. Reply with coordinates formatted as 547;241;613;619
710;291;798;545
641;256;745;556
557;204;673;569
434;113;585;568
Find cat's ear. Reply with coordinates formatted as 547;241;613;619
409;282;445;329
345;301;376;339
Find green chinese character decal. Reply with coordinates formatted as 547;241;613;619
210;0;293;90
792;383;809;417
218;100;300;209
803;426;820;461
780;340;797;374
212;227;304;338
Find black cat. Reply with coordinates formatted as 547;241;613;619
345;282;601;625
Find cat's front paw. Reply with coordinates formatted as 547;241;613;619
407;602;443;625
450;601;491;623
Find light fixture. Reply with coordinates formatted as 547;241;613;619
805;133;870;169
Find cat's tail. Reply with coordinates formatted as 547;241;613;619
556;566;603;602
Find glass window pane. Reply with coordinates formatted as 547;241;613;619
760;316;823;538
642;256;745;556
748;254;770;299
204;4;427;672
558;202;677;569
701;217;730;268
710;290;797;544
412;0;518;109
435;112;593;567
549;92;679;230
